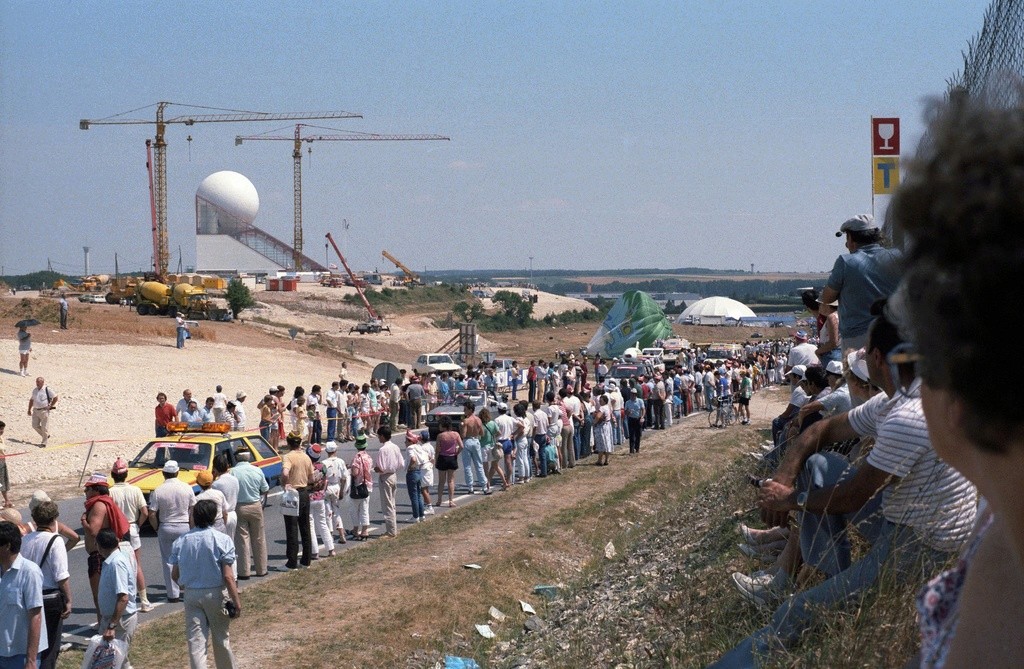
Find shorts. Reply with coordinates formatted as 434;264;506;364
88;551;103;577
500;439;514;455
127;523;141;550
437;454;459;471
738;397;750;406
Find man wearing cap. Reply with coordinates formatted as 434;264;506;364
320;442;349;542
770;364;811;454
82;473;131;618
373;427;403;537
821;214;902;352
195;471;229;535
231;450;268;579
110;459;153;612
149;461;196;602
799;360;852;425
281;433;314;568
785;331;819;372
232;392;247;431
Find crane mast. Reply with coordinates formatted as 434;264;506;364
236;125;449;271
80;102;362;277
326;232;379;321
381;249;423;285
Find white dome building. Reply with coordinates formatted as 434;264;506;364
196;171;260;234
677;296;757;325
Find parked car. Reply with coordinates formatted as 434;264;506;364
424;389;500;441
116;425;282;500
412;353;464;377
607;362;656;382
78;293;106;303
639;347;666;372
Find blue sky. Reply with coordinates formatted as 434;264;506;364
0;1;990;275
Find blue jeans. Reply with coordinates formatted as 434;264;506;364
259;420;272;441
611;414;622;445
534;435;551;475
0;656;38;669
462;437;485;490
326;407;338;441
709;519;949;668
311;418;322;444
176;326;187;348
407;469;424;519
798;452;885;576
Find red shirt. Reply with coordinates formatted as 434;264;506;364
155;402;177;427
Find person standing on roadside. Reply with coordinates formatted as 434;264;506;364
373;426;403;537
109;458;153;612
326;381;341;442
460;401;486;493
82;473;131;619
211;386;228;423
231;450;268;579
176;389;193;418
320;442;349;543
406;377;425;429
95;528;137;669
27;377;57;448
176;313;189;349
148;461;195;602
155;392;178;438
349;434;374;540
17;324;32;377
0;520;46;669
624;389;646;454
58;295;69;330
22;501;71;669
281;433;313;568
171;499;241;669
0;421;10;508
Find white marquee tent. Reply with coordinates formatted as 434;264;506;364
676;296;757;325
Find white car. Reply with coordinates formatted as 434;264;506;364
411;353;464;377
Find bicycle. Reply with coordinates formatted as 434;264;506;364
708;394;737;428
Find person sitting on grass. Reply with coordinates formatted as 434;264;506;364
709;304;977;668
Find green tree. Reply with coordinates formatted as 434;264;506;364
492;290;533;326
226;279;256;318
452;300;484;322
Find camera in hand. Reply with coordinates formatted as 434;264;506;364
223;599;239;618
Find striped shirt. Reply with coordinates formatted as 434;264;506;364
849;379;976;552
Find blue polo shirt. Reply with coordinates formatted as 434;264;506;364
827;243;902;339
98;548;137;620
170;527;236;589
0;554;47;658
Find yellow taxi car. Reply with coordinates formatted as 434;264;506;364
120;422;283;499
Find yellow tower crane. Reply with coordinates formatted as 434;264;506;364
382;249;423;286
79;102;362;277
235;124;449;271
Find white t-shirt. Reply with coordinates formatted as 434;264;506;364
196;488;229;534
788;385;809;408
21;530;70;589
819;385;852;416
786;343;820;369
212;474;239;512
848;380;977;551
532;408;549;436
562;395;582;420
495;414;515;440
325;389;339;410
212;392;228;411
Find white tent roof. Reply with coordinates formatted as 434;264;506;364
677;296;757;322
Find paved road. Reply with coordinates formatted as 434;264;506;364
52;438;489;648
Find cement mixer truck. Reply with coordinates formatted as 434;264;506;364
135;280;211;318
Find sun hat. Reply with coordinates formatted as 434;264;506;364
162;460;180;475
236;391;247;400
29;490;52;512
85;473;109;488
788;364;807;380
324;442;338;453
825;360;844;376
836;213;876;237
195;471;214;487
794;330;808;341
405;430;421;444
111;457;129;475
848;349;871;383
307;444;322;460
354;434;368;450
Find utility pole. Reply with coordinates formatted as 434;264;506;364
529;256;534;287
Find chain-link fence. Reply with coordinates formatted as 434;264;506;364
949;0;1024;104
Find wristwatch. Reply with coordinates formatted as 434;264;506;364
796;491;809;510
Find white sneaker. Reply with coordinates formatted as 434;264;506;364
424;506;435;515
731;571;785;608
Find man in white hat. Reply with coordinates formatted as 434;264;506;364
148;460;196;602
770;366;809;451
821;214;902;352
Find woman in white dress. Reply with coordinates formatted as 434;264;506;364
593;394;613;466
